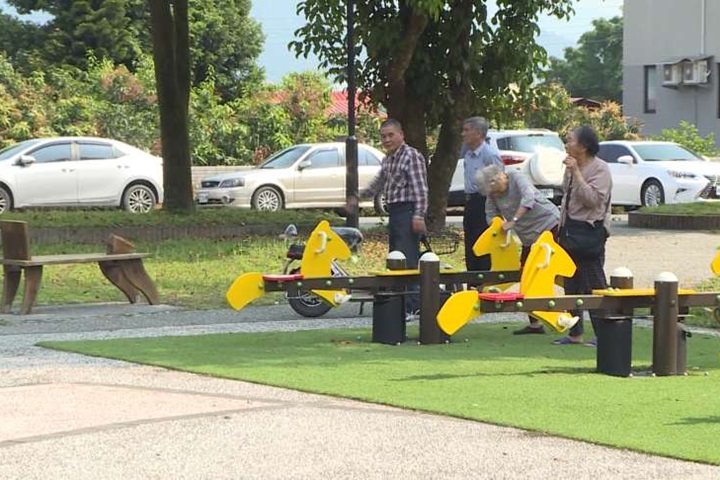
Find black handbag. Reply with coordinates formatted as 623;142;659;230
558;177;610;259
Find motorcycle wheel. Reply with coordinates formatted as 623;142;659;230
286;267;333;318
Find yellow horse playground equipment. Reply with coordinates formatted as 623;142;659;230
226;219;720;377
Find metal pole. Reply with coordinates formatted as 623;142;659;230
345;0;359;229
653;272;679;376
419;252;443;344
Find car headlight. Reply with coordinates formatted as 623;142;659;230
219;178;245;187
667;170;696;179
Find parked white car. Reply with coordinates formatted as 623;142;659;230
449;129;566;206
195;143;385;212
597;140;720;207
0;137;164;214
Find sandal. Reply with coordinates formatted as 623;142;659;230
552;336;583;345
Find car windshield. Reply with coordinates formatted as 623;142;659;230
633;144;702;162
259;145;312;169
508;135;564;152
0;139;43;161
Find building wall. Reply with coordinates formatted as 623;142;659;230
623;0;720;143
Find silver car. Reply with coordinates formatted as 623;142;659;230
195;142;386;212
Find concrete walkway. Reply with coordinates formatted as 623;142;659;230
1;220;720;479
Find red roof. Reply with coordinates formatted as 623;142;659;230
270;90;385;118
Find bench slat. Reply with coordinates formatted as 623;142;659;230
1;252;151;267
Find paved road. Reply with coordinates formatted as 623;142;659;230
1;218;720;479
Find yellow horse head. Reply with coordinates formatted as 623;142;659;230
472;216;521;272
300;220;351;306
520;231;577;332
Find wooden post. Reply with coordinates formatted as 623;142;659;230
419;252;443;344
653;272;679;376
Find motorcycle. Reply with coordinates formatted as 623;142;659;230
280;223;462;318
281;224;365;317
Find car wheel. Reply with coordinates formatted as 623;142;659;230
374;193;387;215
0;186;12;214
641;179;664;207
122;184;157;213
252;186;283;211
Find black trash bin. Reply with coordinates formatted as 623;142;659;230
596;318;633;377
372;294;406;344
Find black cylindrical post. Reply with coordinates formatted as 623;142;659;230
653;272;679;376
419;252;443;344
596;268;634;377
372;251;406;344
344;0;359;229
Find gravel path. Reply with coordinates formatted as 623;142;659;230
1;218;719;479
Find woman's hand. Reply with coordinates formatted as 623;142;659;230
562;155;578;173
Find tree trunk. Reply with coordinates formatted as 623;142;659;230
149;0;194;213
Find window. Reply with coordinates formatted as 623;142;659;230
30;143;73;163
78;143;116;160
598;144;633;164
305;149;339;169
644;65;657;114
359;147;381;166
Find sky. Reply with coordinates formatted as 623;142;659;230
251;0;624;82
0;0;624;84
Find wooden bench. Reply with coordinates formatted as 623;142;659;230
0;220;159;314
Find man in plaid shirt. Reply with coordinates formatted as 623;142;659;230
350;118;428;317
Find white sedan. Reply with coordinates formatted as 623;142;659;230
0;137;164;214
597;140;720;207
195;142;385;212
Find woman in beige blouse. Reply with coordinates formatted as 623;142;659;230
552;126;612;346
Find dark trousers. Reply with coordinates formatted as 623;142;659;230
463;194;490;272
565;251;608;337
388;202;420;313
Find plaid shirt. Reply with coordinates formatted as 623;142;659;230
362;143;428;218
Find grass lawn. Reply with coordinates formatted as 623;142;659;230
40;322;720;465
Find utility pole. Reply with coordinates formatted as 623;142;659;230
345;0;359;228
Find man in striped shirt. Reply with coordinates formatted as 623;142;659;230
350;118;428;316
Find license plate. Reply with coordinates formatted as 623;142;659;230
538;188;554;198
197;192;208;204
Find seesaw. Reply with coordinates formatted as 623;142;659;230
226;219;526;313
438;217;579;335
438;232;720;377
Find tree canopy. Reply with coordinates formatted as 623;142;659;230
292;0;575;228
6;0;263;98
544;15;623;103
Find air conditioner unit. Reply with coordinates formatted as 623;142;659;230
662;63;681;86
682;60;710;85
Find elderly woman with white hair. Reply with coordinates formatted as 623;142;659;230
476;164;561;335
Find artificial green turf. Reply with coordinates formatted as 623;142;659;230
40;323;720;464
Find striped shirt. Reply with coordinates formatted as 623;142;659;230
464;142;503;194
361;143;428;219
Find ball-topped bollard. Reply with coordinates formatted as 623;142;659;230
386;250;407;271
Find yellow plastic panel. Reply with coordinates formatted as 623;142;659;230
300;220;351;307
226;272;265;310
436;290;482;335
472;216;521;272
520;232;578;332
593;288;696;297
712;250;720;275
